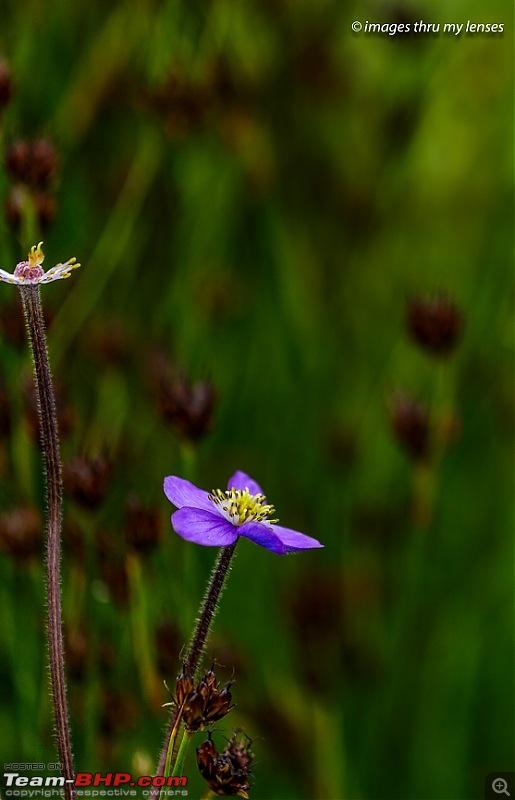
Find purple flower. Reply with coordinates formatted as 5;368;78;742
164;470;323;555
0;242;80;285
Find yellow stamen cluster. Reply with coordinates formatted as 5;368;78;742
209;487;278;526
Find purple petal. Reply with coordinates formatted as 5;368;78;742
227;471;263;496
239;522;289;554
272;524;324;552
164;476;213;513
254;523;323;554
171;508;238;546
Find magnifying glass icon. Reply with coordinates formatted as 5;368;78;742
493;778;510;796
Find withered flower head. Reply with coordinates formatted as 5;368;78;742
166;665;234;733
125;494;162;555
5;141;30;182
29;138;59;188
390;393;430;461
407;293;463;357
5;138;58;189
196;730;253;798
224;729;254;773
63;453;111;509
174;669;195;707
158;373;217;442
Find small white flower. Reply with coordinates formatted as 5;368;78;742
0;242;80;285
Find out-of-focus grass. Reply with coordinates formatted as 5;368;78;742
0;1;512;798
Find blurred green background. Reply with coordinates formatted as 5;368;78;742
0;0;513;798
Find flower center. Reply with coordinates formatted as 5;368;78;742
13;243;46;282
208;488;278;526
14;262;44;281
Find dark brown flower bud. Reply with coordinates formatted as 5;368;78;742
0;506;42;561
225;730;254;773
196;735;218;782
184;679;234;732
390;393;430;461
196;731;253;798
407;293;463;357
146;67;208;138
4;137;58;189
169;666;234;733
158;374;217;442
125;494;162;555
99;556;129;607
5;140;31;182
28;138;58;188
63;453;111;509
0;57;12;109
175;669;195;707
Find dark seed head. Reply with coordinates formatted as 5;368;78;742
196;731;253;798
125;494;162;555
390;393;430;461
407;293;463;357
158;374;217;442
174;669;195;707
4;137;58;188
172;667;234;732
28;138;59;188
5;140;31;182
63;453;111;509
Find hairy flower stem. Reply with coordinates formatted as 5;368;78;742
151;542;237;798
19;286;75;799
184;542;237;677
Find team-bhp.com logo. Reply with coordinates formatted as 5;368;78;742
3;772;187;797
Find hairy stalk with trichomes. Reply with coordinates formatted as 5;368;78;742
19;285;75;798
1;244;80;799
150;542;238;799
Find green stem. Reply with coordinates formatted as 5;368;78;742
167;727;192;779
127;552;160;705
